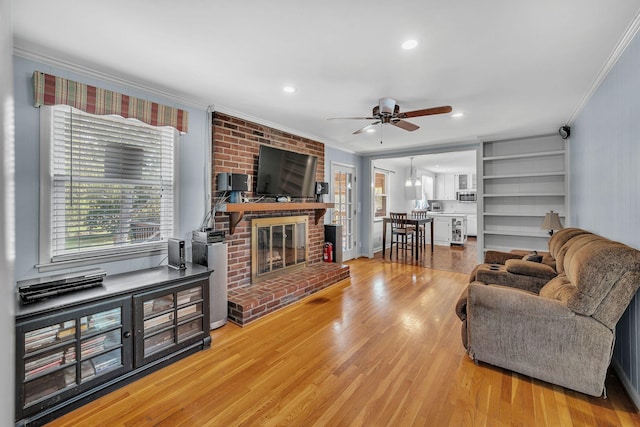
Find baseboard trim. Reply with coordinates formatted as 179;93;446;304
612;358;640;411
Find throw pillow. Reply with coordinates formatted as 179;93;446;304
523;250;543;263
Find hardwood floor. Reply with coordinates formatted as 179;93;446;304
48;255;640;426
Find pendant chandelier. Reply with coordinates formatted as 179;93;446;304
405;157;421;187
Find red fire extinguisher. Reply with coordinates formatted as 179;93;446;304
323;242;333;262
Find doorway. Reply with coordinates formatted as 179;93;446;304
331;163;357;261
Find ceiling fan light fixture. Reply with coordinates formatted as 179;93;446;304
402;39;418;50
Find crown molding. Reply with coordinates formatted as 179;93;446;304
211;104;336;147
567;10;640;124
13;44;210;110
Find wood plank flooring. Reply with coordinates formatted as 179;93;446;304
47;252;640;426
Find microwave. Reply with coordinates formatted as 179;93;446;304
456;191;476;202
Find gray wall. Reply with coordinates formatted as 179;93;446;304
1;0;16;423
570;29;640;403
13;56;210;280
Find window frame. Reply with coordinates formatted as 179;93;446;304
38;105;179;271
374;169;389;219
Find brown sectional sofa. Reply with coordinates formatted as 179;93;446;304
456;228;640;396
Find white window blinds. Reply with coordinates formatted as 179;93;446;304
43;105;176;263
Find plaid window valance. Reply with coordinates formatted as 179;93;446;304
33;71;189;133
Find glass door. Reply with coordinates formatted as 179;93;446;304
332;163;357;261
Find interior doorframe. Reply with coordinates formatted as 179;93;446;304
364;142;482;261
330;161;358;261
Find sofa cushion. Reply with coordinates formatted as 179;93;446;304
548;228;592;260
539;274;581;309
558;234;605;275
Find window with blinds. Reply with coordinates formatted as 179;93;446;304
40;105;177;264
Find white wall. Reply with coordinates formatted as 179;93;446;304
13;56;210;280
1;0;16;423
571;28;640;404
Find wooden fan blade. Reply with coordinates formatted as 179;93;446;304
400;105;453;118
391;119;419;132
327;116;375;120
353;121;380;134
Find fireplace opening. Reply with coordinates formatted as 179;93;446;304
251;216;308;282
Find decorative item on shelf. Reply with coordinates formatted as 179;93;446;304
404;157;421;200
541;211;563;236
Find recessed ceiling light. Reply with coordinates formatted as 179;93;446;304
366;128;376;133
402;39;418;50
451;112;464;118
283;86;296;93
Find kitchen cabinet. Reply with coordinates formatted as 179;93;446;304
435;174;456;200
433;216;452;245
467;214;478;236
455;173;477;191
15;264;211;426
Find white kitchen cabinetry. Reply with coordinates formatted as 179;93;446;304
467;214;478;236
433;216;452;245
455;173;477;191
435;174;456;200
481;134;567;253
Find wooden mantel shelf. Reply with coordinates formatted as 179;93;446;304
217;202;335;234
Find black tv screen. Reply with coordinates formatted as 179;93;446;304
256;145;318;197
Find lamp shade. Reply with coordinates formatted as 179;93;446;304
541;211;563;232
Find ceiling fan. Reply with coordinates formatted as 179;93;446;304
328;98;453;135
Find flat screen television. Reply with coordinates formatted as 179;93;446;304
256;145;318;197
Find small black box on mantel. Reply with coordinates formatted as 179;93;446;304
168;238;186;270
315;181;329;202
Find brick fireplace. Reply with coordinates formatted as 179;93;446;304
211;113;350;325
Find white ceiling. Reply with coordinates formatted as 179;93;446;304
375;150;477;175
12;1;640;154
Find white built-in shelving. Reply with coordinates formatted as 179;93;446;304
481;134;567;253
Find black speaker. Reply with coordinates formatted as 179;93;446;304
315;182;329;195
217;173;249;191
559;125;571;139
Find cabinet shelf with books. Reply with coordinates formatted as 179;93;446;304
17;297;131;418
134;278;210;368
15;263;211;427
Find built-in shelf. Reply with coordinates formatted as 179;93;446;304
483;212;566;218
483;192;565;198
481;134;567;255
482;150;565;162
217;202;334;234
483;172;566;180
484;230;550;238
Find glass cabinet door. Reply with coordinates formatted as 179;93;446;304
16;297;132;419
134;278;208;368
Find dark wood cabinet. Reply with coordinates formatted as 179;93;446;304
15;264;211;427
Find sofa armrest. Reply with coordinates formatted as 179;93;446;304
484;250;522;265
468;282;572;319
504;259;557;281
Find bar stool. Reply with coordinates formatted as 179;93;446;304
389;212;414;258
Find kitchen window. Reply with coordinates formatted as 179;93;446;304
39;105;178;268
374;170;389;218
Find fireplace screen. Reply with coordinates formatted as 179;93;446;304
252;216;308;281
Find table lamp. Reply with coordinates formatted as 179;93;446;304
541;211;563;236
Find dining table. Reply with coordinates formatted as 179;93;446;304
381;216;434;260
